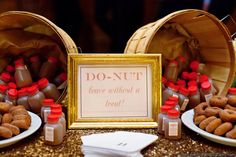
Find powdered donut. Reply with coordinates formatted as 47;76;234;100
194;102;209;116
194;115;207;125
205;107;222;117
214;122;233;136
219;109;236;123
225;104;236;111
199;116;217;130
209;96;228;108
226;125;236;139
205;118;222;133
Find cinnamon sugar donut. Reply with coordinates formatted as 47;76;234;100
194;102;209;116
226;125;236;139
194;115;207;125
225;104;236;111
219;109;236;123
199;116;217;130
205;107;222;117
205;118;222;133
209;96;228;108
214;122;233;136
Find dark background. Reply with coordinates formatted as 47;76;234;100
1;0;236;53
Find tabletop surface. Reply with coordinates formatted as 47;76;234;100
1;126;236;157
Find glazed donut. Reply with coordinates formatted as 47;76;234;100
219;109;236;123
214;122;233;136
206;118;222;133
205;107;222;117
226;125;236;139
194;102;209;116
199;116;217;130
227;97;236;107
209;96;228;108
194;115;207;125
225;104;236;111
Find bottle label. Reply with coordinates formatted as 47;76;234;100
172;94;179;98
180;99;189;112
45;126;54;142
162;117;166;131
168;122;178;136
5;100;13;105
44;109;51;123
205;93;213;103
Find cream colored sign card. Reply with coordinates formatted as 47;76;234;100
78;65;152;118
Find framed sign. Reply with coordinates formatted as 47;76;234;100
68;54;161;129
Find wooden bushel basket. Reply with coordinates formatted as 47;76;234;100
125;9;235;96
0;11;79;105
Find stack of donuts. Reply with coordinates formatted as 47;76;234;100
0;102;31;139
194;96;236;139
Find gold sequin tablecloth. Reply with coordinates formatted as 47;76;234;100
1;126;236;157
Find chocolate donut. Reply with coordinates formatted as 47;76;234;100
209;96;228;108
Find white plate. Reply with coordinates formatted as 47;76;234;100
0;112;42;148
181;109;236;147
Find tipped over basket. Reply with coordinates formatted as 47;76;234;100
125;9;235;96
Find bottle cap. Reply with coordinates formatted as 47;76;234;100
179;87;189;96
1;72;11;83
8;89;17;99
181;71;189;80
47;114;59;123
43;99;54;106
176;79;186;87
58;73;67;81
15;64;25;69
51;109;62;116
168;96;179;104
177;56;186;63
228;88;236;95
0;84;7;94
27;85;39;95
51;104;62;110
6;65;15;73
188;72;198;80
29;56;40;62
188;80;197;87
38;78;49;89
167;109;180;117
199;74;209;83
8;82;17;89
14;58;24;65
161;105;172;113
162;77;167;85
190;60;199;71
164;100;176;107
188;86;198;95
201;81;211;91
18;88;28;97
48;57;58;63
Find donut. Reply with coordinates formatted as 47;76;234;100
11;108;28;116
219;109;236;123
2;113;13;124
11;119;30;130
2;123;20;135
0;102;11;113
225;104;236;111
199;116;217;130
194;102;209;116
0;126;12;138
9;105;25;113
228;97;236;107
209;96;228;108
205;107;222;117
226;125;236;139
194;115;207;125
214;122;233;136
206;118;222;133
13;114;31;126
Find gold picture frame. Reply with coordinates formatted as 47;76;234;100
68;54;161;129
